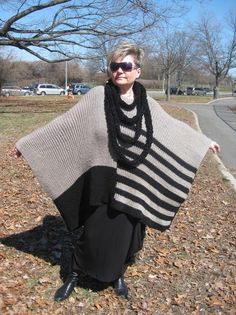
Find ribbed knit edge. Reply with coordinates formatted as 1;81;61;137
16;86;212;230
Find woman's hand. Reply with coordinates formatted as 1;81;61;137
210;141;220;154
13;146;22;158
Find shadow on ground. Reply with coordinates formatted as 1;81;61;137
0;215;110;292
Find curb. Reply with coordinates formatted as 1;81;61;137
185;108;236;192
207;96;236;105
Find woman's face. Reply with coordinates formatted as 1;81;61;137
109;54;141;92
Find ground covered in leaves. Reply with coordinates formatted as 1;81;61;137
0;96;236;314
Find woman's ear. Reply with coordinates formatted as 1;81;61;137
136;68;141;79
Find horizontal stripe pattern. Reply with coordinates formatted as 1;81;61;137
114;131;197;229
16;86;211;232
115;191;173;227
116;176;179;212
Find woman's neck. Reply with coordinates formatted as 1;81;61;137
119;85;134;99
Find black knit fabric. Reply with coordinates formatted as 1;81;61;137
16;86;212;231
104;80;153;169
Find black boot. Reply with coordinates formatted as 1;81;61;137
113;276;128;299
54;271;78;302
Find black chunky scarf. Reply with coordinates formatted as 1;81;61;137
104;80;153;168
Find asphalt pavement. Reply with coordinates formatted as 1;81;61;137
147;91;236;188
172;98;236;174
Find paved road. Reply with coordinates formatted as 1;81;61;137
170;98;236;176
147;91;236;178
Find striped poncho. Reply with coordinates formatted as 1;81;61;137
16;86;212;231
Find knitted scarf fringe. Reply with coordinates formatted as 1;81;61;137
104;80;153;169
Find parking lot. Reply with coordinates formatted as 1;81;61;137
1;83;91;97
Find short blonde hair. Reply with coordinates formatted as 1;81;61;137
108;42;145;67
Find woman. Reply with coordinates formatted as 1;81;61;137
14;43;220;301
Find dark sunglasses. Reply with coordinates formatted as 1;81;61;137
110;62;138;72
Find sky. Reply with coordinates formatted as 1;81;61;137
1;0;236;75
184;0;235;23
183;0;236;76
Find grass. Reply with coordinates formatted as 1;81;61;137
0;112;58;136
27;277;40;289
158;95;214;103
0;95;79;137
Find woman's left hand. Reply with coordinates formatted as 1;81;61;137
210;141;221;154
12;146;22;158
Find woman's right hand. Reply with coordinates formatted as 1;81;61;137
209;141;220;154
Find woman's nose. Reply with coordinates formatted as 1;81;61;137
117;67;124;73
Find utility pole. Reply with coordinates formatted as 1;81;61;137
65;61;68;96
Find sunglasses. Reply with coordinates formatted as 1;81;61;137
110;62;138;72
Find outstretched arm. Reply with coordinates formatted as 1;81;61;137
13;146;22;158
209;141;220;154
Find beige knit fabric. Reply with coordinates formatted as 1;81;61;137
16;86;212;229
16;86;116;199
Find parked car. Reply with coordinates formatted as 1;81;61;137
203;88;214;96
186;87;194;95
71;83;90;95
34;84;65;95
29;83;39;91
192;87;207;96
165;87;185;95
1;85;33;96
21;86;34;95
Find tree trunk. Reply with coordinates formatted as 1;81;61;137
214;74;219;99
166;73;170;101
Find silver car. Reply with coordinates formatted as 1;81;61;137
192;88;207;96
1;86;33;96
71;83;90;95
35;84;65;95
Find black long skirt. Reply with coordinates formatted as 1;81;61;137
72;204;145;282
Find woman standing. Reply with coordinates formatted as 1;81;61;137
15;43;220;301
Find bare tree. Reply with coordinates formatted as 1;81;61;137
0;50;15;90
84;36;119;74
194;13;236;99
0;0;169;63
154;29;194;100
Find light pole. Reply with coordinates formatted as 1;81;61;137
65;61;68;96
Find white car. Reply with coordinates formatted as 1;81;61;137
35;84;65;95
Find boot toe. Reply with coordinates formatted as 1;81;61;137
113;277;128;299
54;272;78;302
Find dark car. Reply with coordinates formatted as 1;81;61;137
71;83;90;95
166;87;185;95
29;83;39;91
186;87;194;95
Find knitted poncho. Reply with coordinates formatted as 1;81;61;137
16;86;212;231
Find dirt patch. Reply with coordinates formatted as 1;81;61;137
0;99;235;314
